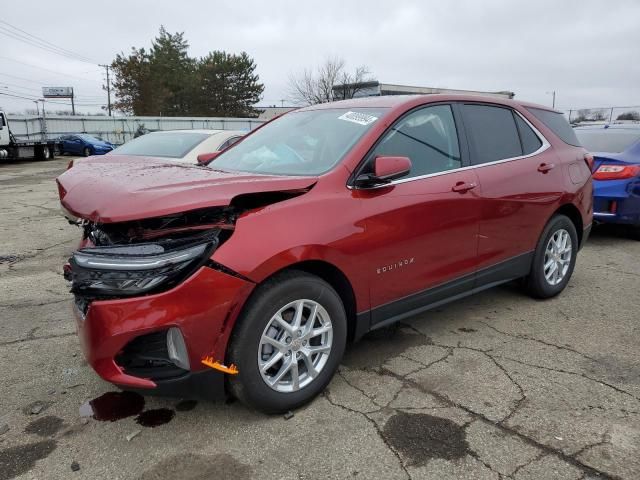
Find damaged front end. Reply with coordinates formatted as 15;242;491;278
65;206;239;313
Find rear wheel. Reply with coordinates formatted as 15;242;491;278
36;145;51;161
227;271;347;414
524;214;578;299
83;147;91;157
629;225;640;241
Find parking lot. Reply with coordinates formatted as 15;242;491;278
0;157;638;479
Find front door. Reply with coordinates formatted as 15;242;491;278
354;104;482;325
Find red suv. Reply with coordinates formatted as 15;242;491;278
57;95;592;413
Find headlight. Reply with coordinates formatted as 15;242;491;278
69;235;217;297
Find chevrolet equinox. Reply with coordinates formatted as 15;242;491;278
57;95;593;413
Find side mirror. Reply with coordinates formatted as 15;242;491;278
197;151;222;165
354;156;411;188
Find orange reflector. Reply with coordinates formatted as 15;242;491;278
201;356;238;375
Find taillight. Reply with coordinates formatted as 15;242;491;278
583;153;594;172
593;164;640;181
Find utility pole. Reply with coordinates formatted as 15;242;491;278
71;87;76;116
100;64;112;116
547;91;556;109
40;99;47;142
33;100;40;116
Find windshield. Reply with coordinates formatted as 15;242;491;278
212;108;387;175
574;128;640;153
110;132;210;158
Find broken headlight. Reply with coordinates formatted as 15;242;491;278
69;234;217;297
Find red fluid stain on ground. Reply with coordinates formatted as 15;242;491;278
79;391;145;422
135;408;175;427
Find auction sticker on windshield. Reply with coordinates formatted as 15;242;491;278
338;111;378;126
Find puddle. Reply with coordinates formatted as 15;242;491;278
0;440;56;480
135;409;175;428
24;416;65;437
175;400;198;412
382;412;469;465
139;453;252;480
343;325;430;369
79;391;145;421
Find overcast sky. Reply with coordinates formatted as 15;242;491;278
1;0;638;115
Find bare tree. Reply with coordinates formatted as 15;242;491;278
617;111;640;121
287;57;373;105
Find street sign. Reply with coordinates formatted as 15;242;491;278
42;87;74;98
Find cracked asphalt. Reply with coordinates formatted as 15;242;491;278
1;157;639;479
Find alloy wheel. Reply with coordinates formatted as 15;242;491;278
543;228;572;286
258;299;333;393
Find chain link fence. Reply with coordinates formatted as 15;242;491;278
566;106;640;125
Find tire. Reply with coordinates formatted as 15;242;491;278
37;146;51;161
629;225;640;241
83;147;91;157
227;270;347;414
524;214;578;299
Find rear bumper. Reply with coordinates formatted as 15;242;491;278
73;264;253;395
593;179;640;225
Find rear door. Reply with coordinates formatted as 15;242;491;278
460;103;563;279
354;104;482;325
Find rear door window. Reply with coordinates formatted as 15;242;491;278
526;107;580;146
462;104;522;164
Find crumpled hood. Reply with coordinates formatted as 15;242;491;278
57;155;317;223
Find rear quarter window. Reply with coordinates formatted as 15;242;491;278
526;107;580;147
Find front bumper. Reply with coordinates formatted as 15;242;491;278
72;264;253;397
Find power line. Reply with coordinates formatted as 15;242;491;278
0;71;48;85
0;89;104;106
0;91;37;101
0;83;105;102
0;20;98;64
0;56;102;84
0;81;42;93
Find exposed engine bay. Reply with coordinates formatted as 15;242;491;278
64;189;311;310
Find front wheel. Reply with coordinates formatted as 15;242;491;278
83;147;91;157
227;271;347;414
524;214;578;299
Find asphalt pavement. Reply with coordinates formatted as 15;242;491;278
1;157;639;479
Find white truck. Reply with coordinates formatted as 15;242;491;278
0;111;60;161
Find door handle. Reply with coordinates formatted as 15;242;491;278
537;163;555;173
451;181;477;193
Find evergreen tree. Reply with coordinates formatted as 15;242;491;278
196;51;264;117
110;27;264;117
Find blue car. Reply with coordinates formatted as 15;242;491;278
574;124;640;238
59;134;114;157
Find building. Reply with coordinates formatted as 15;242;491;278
332;81;514;100
255;106;297;120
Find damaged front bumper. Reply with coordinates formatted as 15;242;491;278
72;263;254;399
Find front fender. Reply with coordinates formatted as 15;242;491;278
211;191;371;312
